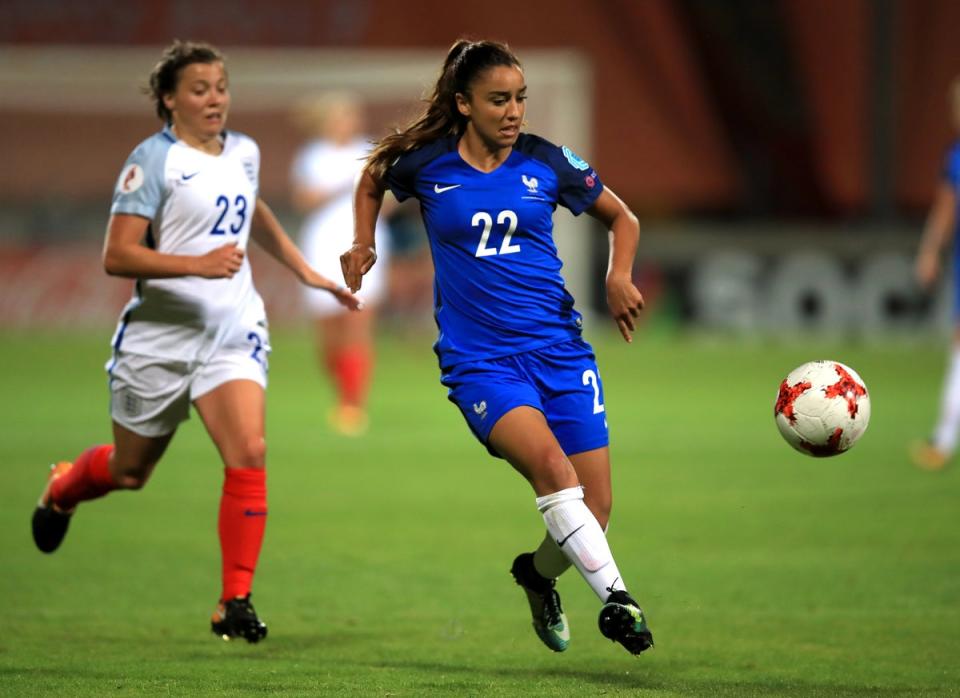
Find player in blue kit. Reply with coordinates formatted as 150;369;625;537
341;39;652;655
913;77;960;471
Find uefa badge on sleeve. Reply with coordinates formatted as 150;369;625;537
118;163;144;194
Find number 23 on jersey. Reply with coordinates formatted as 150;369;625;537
210;194;248;235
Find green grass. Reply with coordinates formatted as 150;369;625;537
1;328;958;696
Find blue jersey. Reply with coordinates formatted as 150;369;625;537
942;141;960;313
945;140;960;227
944;141;960;271
944;140;960;193
385;133;604;369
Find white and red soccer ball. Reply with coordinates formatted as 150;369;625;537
774;360;870;457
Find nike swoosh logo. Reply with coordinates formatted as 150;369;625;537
556;524;585;548
243;509;268;517
181;171;200;180
434;183;461;193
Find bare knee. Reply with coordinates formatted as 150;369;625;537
582;486;611;526
111;462;154;490
528;447;578;494
590;500;612;530
227;437;267;470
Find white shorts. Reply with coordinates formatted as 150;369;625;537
107;344;269;438
300;211;389;318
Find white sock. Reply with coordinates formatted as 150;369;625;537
533;515;610;580
933;347;960;454
536;486;626;600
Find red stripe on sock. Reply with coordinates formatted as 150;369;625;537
219;467;268;600
51;444;116;510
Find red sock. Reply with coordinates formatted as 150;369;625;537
219;467;268;600
332;346;372;407
50;444;117;510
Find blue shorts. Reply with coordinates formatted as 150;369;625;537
441;339;609;458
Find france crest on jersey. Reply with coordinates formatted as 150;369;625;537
384;133;604;369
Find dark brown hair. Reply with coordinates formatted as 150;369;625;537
366;39;521;179
146;40;225;123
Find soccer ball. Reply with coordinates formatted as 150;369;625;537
774;360;870;457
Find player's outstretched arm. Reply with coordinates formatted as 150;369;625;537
250;198;360;309
915;182;957;290
341;167;384;293
103;213;243;279
586;188;645;343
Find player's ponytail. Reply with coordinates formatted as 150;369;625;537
366;38;521;180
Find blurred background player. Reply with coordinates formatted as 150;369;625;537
30;40;359;641
341;39;653;656
291;93;392;435
912;77;960;471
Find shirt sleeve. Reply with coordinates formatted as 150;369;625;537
942;144;960;191
523;135;604;215
110;138;168;219
383;150;419;202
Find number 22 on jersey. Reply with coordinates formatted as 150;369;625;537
473;209;520;257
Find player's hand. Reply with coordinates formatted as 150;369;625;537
301;268;363;311
340;244;377;293
606;272;645;343
197;242;244;278
330;284;363;311
915;250;940;290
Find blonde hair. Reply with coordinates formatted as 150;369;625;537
291;92;363;139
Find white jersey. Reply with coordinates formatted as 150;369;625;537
292;137;388;316
109;126;267;363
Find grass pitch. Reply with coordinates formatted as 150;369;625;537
1;328;958;696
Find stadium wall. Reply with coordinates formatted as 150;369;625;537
0;223;945;337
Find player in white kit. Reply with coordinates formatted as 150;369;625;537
291;94;390;435
30;40;359;642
